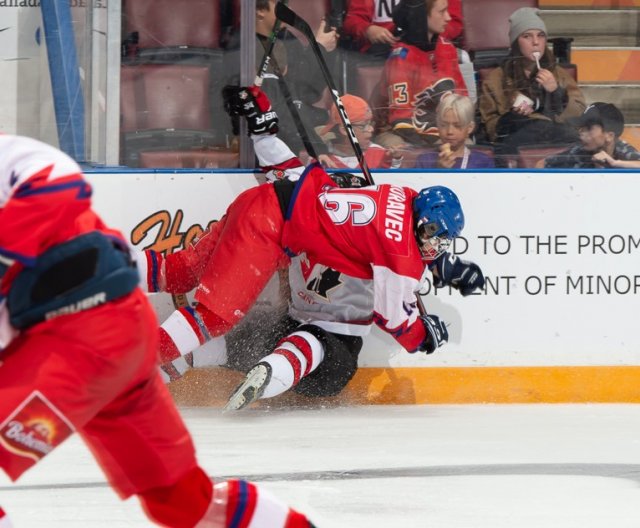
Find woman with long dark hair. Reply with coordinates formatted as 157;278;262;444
478;7;586;165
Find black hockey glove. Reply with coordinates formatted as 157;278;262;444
222;85;279;135
431;252;485;296
418;314;449;354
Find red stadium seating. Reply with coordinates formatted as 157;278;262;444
123;0;222;58
120;63;220;166
461;0;537;68
139;149;239;169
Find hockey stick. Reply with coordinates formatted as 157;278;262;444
254;0;286;88
275;3;431;316
275;2;373;185
254;0;318;159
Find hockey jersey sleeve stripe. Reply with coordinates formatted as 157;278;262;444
14;179;92;199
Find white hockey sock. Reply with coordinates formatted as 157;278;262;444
260;330;324;398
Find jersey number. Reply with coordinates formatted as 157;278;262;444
391;83;409;105
320;192;376;226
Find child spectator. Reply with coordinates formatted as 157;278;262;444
376;0;468;148
343;0;463;57
545;102;640;169
318;94;404;168
415;94;494;169
478;7;586;166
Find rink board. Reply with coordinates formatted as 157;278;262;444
86;169;640;403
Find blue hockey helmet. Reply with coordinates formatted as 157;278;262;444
413;186;465;260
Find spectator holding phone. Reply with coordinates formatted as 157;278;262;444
478;7;586;166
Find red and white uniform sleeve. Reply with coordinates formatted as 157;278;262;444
371;265;426;352
252;134;305;182
0;135;99;268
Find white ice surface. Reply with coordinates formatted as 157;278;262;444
2;404;640;527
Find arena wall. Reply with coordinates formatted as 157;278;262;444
86;169;640;404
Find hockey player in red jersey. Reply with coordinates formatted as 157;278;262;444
378;0;468;146
0;135;316;527
152;86;485;406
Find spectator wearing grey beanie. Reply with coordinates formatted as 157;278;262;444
478;7;586;166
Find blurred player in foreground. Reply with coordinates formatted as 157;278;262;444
0;135;315;527
143;86;485;410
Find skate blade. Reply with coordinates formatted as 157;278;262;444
223;364;270;412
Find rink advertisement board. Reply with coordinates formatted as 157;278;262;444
86;170;640;404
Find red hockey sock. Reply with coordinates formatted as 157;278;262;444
158;304;232;364
158;326;182;363
138;466;212;528
198;479;315;527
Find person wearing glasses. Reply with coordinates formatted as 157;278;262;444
318;94;405;168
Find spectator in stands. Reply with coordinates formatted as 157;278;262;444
415;94;494;169
545;102;640;169
318;94;404;168
224;0;340;158
375;0;468;149
343;0;463;57
478;7;586;166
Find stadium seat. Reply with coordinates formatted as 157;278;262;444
517;144;572;168
139;149;239;169
123;0;222;60
461;0;537;69
120;63;220;166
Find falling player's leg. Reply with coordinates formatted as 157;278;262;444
225;325;362;411
157;184;289;366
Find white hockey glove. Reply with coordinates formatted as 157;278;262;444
431;252;485;296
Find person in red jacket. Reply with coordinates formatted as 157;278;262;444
343;0;463;56
376;0;468;148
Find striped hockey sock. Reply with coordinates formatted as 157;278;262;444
260;330;324;398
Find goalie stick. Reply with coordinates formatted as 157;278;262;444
275;3;431;316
